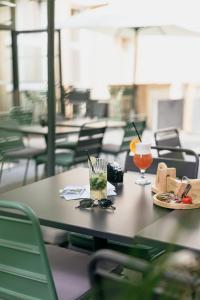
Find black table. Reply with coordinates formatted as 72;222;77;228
0;124;79;137
0;168;170;246
56;118;125;128
135;208;200;252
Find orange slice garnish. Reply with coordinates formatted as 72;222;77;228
129;137;140;153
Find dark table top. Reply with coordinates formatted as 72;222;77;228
135;208;200;252
0;124;79;136
0;168;170;245
57;118;125;128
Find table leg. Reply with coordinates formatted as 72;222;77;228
93;237;108;250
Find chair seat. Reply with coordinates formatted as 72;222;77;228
102;144;121;154
4;147;45;159
36;152;74;167
46;245;91;300
42;226;69;245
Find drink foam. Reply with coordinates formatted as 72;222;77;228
135;143;151;155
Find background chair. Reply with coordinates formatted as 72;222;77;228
55;121;103;151
124;146;199;179
0;200;91;300
154;127;183;159
9;106;33;125
36;125;106;176
89;249;197;300
65;87;90;118
102;119;146;159
0;119;45;185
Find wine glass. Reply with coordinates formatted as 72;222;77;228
133;143;153;185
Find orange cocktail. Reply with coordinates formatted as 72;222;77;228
133;153;153;171
133;143;153;185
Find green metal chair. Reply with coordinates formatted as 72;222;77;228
125;146;199;179
35;125;106;176
55;121;105;151
9;106;33;125
0;119;45;185
89;249;197;300
0;200;91;300
154;127;184;159
102;119;146;158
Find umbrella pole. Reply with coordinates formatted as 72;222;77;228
47;0;56;176
133;27;140;114
133;27;139;83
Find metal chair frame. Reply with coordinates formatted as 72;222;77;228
154;127;183;159
89;249;198;300
0;120;45;185
102;119;146;157
0;200;58;300
124;146;199;179
35;125;106;179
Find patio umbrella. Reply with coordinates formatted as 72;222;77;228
62;0;200;83
0;1;16;7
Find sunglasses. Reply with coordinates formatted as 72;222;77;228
76;198;116;210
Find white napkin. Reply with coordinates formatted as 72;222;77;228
60;182;116;200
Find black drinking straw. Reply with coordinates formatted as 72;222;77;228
131;121;142;142
86;150;95;173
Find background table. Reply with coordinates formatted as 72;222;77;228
0;168;171;246
0;124;79;137
56;118;125;128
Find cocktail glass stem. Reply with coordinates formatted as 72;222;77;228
140;169;145;178
135;169;151;186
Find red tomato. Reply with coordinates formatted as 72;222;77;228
182;196;192;204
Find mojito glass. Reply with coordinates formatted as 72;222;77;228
89;158;107;200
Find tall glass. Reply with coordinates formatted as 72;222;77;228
89;158;107;200
133;143;153;185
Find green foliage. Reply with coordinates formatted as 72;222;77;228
90;173;107;190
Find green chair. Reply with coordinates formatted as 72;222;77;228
125;146;199;179
102;119;146;158
154;127;184;159
0;119;45;185
89;249;196;300
55;121;105;151
9;106;33;125
0;200;91;300
35;125;106;176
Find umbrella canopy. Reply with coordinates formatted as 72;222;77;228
63;0;199;30
62;0;200;84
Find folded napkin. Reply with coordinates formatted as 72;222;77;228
59;182;116;200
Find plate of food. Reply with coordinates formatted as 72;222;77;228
153;192;200;209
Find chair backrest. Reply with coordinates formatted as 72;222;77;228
9;106;33;125
74;125;106;164
67;88;90;103
120;120;146;153
154;128;183;159
0;119;24;154
89;249;195;300
124;146;199;179
0;200;58;300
